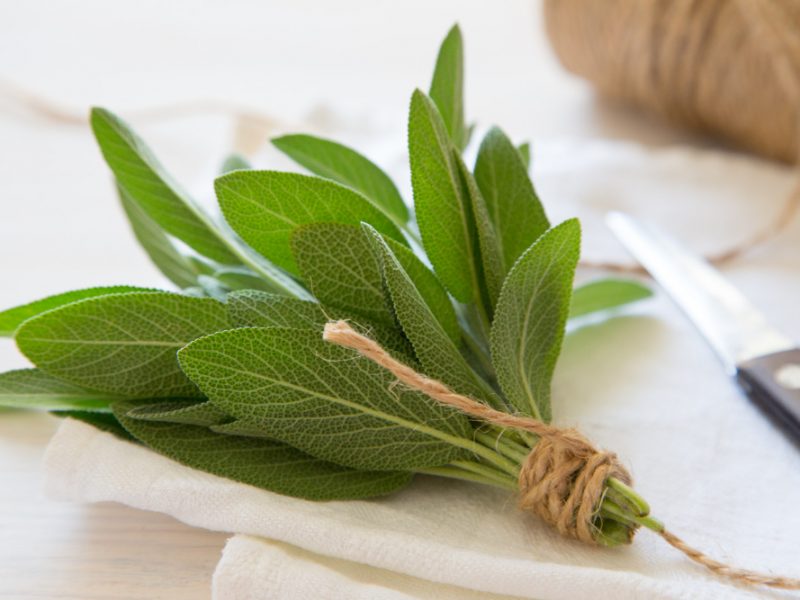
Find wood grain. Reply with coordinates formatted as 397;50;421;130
0;412;229;599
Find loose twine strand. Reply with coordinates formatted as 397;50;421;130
2;78;799;273
323;320;800;591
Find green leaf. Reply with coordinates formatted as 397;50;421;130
570;278;652;319
0;285;150;337
517;142;531;169
210;419;274;438
124;399;229;426
215;171;407;275
474;127;549;271
0;369;120;411
118;183;201;289
178;327;473;471
490;220;581;422
380;235;460;344
212;267;277;292
113;399;413;501
291;223;393;327
227;290;334;329
16;291;229;397
291;223;458;354
226;290;414;362
363;224;503;409
220;153;251;174
272;134;408;223
197;275;230;301
90;108;238;264
188;257;217;276
429;24;466;150
454;152;504;309
408;90;481;304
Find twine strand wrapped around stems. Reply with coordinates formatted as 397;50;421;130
323;319;800;591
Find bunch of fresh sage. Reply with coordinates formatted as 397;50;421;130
0;26;658;547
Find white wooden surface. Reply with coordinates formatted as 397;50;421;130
0;413;228;599
0;1;709;597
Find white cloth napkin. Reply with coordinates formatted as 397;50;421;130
43;141;800;599
213;535;522;600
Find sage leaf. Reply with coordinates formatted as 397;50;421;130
570;278;652;319
474;127;549;271
381;234;460;344
0;369;120;411
454;152;504;309
363;224;503;409
291;223;393;326
91;108;238;264
210;419;284;438
178;327;473;471
0;285;149;337
408;90;481;304
16;291;228;397
226;290;414;361
272;134;409;224
215;171;406;275
490;220;581;422
113;399;413;501
118;183;201;289
188;257;217;276
227;290;334;329
124;399;229;426
213;266;277;292
429;24;467;150
197;275;230;301
293;221;458;342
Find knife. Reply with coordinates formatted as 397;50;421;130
606;211;800;442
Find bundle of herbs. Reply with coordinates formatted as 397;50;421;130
2;25;794;590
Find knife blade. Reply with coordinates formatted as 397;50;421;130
606;211;800;442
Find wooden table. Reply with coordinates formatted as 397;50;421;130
0;412;228;599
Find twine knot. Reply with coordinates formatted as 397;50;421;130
517;430;631;544
323;320;800;590
323;319;632;544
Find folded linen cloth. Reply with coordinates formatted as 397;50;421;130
213;535;523;600
43;141;800;599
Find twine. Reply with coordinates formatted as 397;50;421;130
543;0;800;274
544;0;800;164
517;433;631;544
323;319;800;591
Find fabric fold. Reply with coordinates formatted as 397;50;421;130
212;535;523;600
44;418;779;600
42;141;800;599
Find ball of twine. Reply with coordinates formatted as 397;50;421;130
544;0;800;164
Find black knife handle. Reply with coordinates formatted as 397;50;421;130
736;348;800;443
